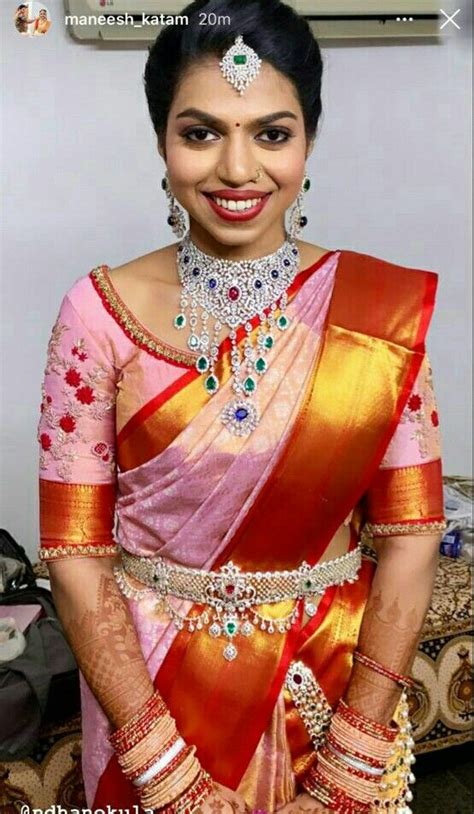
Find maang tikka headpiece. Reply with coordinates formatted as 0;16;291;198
220;35;262;95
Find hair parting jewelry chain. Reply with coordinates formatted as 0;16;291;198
303;697;416;814
108;690;213;813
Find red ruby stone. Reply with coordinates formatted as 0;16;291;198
293;673;303;685
225;584;235;595
228;286;240;301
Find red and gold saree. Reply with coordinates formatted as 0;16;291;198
37;248;445;809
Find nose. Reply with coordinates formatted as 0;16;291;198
216;133;260;187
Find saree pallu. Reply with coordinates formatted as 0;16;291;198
37;248;444;810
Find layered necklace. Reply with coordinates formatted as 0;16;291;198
174;234;300;436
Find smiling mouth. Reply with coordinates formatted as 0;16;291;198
203;193;271;212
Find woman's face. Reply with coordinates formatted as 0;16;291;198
162;57;312;256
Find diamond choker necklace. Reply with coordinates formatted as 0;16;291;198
174;233;300;436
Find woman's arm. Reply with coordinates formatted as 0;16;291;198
47;554;154;729
48;555;250;813
345;532;442;724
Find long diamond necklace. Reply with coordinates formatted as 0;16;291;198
174;233;300;436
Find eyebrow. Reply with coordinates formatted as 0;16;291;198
175;108;298;128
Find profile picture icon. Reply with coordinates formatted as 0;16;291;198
14;2;51;36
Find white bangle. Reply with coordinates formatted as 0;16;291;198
133;736;186;787
327;742;385;777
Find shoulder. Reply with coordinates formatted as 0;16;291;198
338;248;439;288
296;240;334;269
331;249;440;348
335;248;439;307
107;244;179;295
64;244;178;313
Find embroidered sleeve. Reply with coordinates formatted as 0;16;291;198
37;292;119;561
362;354;447;538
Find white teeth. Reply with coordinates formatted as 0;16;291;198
212;196;264;211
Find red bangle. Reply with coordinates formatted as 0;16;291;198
353;650;414;689
337;699;397;741
304;766;372;813
109;691;167;753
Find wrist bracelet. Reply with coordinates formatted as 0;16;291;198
353;650;414;690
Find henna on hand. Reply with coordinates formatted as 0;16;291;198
49;558;155;728
346;534;441;723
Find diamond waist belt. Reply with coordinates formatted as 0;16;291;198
114;546;361;661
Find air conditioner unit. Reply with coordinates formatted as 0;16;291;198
64;0;441;42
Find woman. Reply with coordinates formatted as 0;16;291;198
37;1;446;812
34;9;51;35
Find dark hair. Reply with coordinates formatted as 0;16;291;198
144;0;323;148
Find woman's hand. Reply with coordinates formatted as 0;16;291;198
197;781;251;813
276;791;332;814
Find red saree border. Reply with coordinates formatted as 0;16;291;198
116;367;195;447
148;256;440;789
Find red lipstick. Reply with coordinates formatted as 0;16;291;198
202;191;271;223
207;189;268;200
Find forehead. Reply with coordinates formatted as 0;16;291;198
170;58;301;122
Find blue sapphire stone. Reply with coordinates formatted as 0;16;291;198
183;255;190;264
192;267;201;277
254;279;263;289
292;248;298;255
209;278;217;289
235;407;249;422
271;269;279;279
283;259;290;267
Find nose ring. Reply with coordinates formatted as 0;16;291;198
253;166;263;183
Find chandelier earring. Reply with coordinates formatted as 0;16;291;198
288;174;311;239
161;171;187;238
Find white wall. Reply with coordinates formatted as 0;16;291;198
1;2;472;560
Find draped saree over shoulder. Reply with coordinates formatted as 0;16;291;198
91;249;439;808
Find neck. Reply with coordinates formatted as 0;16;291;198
188;219;288;261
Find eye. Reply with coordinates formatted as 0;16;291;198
183;127;219;143
257;128;292;144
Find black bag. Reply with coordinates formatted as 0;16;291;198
0;530;80;760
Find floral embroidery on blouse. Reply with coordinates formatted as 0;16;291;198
380;356;442;468
38;314;115;482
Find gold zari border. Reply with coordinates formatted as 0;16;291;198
362;520;447;538
90;266;199;366
39;478;116;546
364;460;445;525
39;543;120;561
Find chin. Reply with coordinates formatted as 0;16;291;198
190;213;282;248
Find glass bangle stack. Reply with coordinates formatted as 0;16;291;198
108;690;213;813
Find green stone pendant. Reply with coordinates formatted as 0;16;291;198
174;313;186;329
233;54;247;65
277;315;290;331
244;376;256;394
264;334;274;350
224;618;239;637
205;374;219;394
196;355;210;373
255;357;267;375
